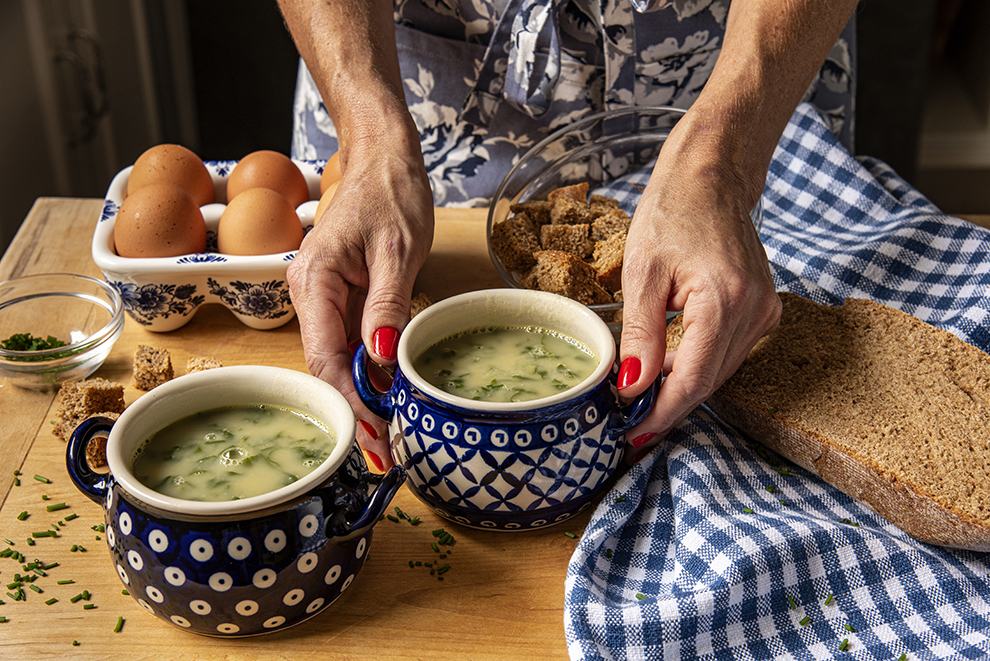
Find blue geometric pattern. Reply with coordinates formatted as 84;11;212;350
564;103;990;660
393;373;623;530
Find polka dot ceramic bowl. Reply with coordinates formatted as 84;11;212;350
65;365;405;637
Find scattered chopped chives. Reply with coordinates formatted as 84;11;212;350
42;562;58;570
423;562;433;568
408;561;415;568
121;589;129;596
72;641;79;646
64;513;78;521
780;500;788;506
415;561;422;567
46;502;68;512
605;549;613;559
114;616;125;633
3;539;12;545
57;579;74;585
386;515;399;523
31;531;57;538
82;590;90;600
76;545;87;552
431;529;445;537
83;603;97;610
70;545;78;552
838;638;849;651
12;470;20;476
844;623;855;632
45;597;58;605
70;593;84;603
0;549;11;558
91;524;105;532
29;584;43;593
788;595;797;610
799;616;810;626
16;511;29;521
742;507;754;514
431;543;440;553
13;478;19;487
41;495;49;501
437;564;450;575
765;485;776;493
775;468;791;476
824;593;834;606
26;539;35;546
614;496;626;503
897;655;906;661
635;593;647;600
0;616;7;623
564;531;577;539
34;475;51;484
439;554;447;559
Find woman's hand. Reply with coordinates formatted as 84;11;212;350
287;140;434;471
616;111;781;462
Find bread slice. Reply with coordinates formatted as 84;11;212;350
490;213;541;272
52;378;126;442
668;292;990;550
592;230;626;292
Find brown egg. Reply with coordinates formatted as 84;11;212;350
127;144;214;207
226;150;310;209
320;151;343;194
113;183;208;258
217;187;304;255
313;180;339;225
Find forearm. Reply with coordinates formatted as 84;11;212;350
667;0;860;206
277;0;420;165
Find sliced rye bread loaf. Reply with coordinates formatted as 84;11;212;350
666;291;990;550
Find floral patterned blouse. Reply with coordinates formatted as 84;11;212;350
291;0;855;207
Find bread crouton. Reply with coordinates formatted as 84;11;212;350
52;378;126;442
134;345;174;391
533;250;613;306
591;207;631;241
540;223;594;258
593;230;626;292
490;213;541;271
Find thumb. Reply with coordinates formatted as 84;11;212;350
361;263;418;367
616;276;670;401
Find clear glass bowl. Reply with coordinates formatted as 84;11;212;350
0;273;125;389
486;106;763;332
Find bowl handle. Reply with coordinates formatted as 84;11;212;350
65;416;114;505
330;464;406;538
351;343;395;421
608;374;662;440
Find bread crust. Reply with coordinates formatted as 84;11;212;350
670;292;990;551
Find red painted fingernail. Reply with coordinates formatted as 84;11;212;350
617;357;641;390
358;419;379;441
366;450;384;472
630;433;655;448
372;326;399;361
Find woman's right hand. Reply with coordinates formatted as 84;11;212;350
286;130;435;472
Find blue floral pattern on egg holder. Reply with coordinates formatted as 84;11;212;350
353;344;659;531
66;416;405;637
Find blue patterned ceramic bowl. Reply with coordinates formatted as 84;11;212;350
353;289;658;531
65;365;404;637
92;160;326;332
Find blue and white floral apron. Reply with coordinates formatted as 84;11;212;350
291;0;855;206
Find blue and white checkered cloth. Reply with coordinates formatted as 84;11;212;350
564;103;990;661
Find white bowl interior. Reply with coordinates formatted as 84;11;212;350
398;289;616;411
105;365;357;516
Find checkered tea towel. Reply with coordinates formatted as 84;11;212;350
563;103;990;661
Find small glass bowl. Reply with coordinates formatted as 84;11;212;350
0;273;125;389
486;106;763;332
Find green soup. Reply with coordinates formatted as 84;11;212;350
413;325;599;403
132;404;337;502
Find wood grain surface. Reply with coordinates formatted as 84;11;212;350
0;199;585;660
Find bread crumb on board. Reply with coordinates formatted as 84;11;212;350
133;345;174;390
490;183;627;321
186;356;223;373
410;292;433;318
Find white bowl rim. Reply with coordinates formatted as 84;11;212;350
396;289;616;412
103;365;358;516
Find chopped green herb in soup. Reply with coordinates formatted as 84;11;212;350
413;326;598;403
132;405;337;501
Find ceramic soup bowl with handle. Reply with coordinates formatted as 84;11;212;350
66;365;405;637
352;289;658;531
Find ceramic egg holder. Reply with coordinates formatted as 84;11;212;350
92;161;324;332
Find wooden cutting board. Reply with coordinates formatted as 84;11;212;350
0;199;586;660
